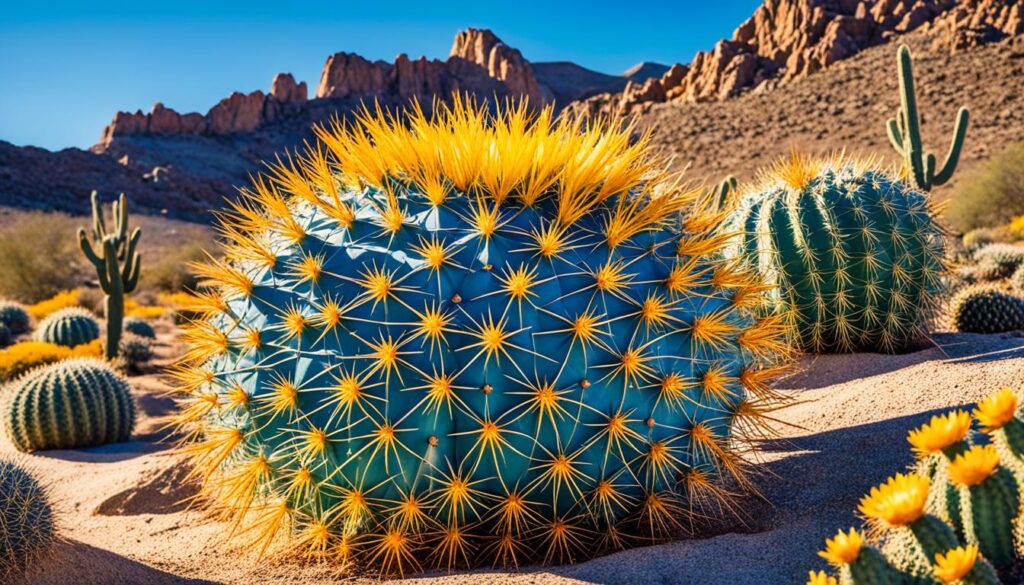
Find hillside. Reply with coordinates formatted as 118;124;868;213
638;31;1024;203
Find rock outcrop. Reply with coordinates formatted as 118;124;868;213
97;72;308;146
449;28;544;103
575;0;1022;115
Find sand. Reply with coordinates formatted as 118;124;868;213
7;323;1024;585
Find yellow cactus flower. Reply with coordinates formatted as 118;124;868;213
818;527;863;566
973;388;1019;433
933;544;978;583
858;473;929;526
947;445;1000;486
806;570;838;585
907;411;971;456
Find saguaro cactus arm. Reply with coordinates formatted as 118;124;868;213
886;45;969;191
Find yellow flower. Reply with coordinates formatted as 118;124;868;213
806;570;838;585
818;527;863;566
907;411;971;456
933;544;978;583
858;473;929;526
947;445;1000;486
973;388;1019;433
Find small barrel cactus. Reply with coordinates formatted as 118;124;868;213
0;459;55;578
950;286;1024;334
174;99;792;573
723;155;947;353
119;333;153;369
123;316;156;339
0;302;30;336
5;358;135;452
0;323;10;349
1011;265;1024;290
973;244;1024;279
34;307;101;348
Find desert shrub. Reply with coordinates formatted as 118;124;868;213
0;213;85;303
0;340;103;383
963;227;1005;251
1008;215;1024;241
26;290;81;320
124;298;166;319
946;142;1024;233
138;242;207;293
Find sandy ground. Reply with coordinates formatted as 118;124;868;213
7;322;1024;585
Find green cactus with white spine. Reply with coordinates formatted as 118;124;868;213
173;99;792;573
723;155;947;353
123;316;156;339
947;446;1020;570
78;192;141;361
950;286;1024;334
886;44;969;192
0;459;56;579
34;306;100;348
4;358;135;452
0;302;30;336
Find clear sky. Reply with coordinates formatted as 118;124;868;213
0;0;762;150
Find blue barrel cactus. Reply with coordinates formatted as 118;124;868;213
0;302;30;336
123;316;156;339
174;100;791;573
723;155;947;353
35;307;101;348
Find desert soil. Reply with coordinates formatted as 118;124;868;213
6;317;1023;585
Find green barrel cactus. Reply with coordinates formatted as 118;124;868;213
973;244;1024;281
123;316;156;339
0;459;56;578
174;100;791;573
5;358;135;452
0;302;30;336
0;323;10;348
120;333;153;370
951;286;1024;334
34;307;101;348
723;155;947;353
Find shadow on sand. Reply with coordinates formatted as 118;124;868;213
14;539;222;585
778;332;1024;391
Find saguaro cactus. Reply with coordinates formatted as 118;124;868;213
886;44;969;191
78;192;141;360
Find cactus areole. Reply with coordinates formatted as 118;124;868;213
174;99;790;573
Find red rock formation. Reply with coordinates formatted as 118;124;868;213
270;73;307;103
575;0;1021;115
450;28;544;103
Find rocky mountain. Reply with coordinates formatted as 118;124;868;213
0;3;1020;221
0;28;664;219
576;0;1022;115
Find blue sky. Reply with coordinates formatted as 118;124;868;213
0;1;761;150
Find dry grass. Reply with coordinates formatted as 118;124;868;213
946;142;1024;233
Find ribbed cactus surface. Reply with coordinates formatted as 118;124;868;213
0;302;30;336
0;459;55;578
35;307;101;348
951;286;1024;334
175;100;790;572
5;358;135;451
123;317;156;339
724;156;946;353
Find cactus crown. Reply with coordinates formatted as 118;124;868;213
34;307;101;348
174;98;791;573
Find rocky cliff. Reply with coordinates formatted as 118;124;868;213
576;0;1022;115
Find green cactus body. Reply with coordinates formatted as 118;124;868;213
79;192;141;361
950;286;1024;334
5;358;135;452
994;418;1024;468
34;307;101;348
123;317;156;339
886;45;969;192
0;323;10;348
0;303;30;336
724;157;946;353
918;454;964;538
845;546;905;585
959;467;1020;569
119;333;153;369
0;459;55;578
175;102;790;571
